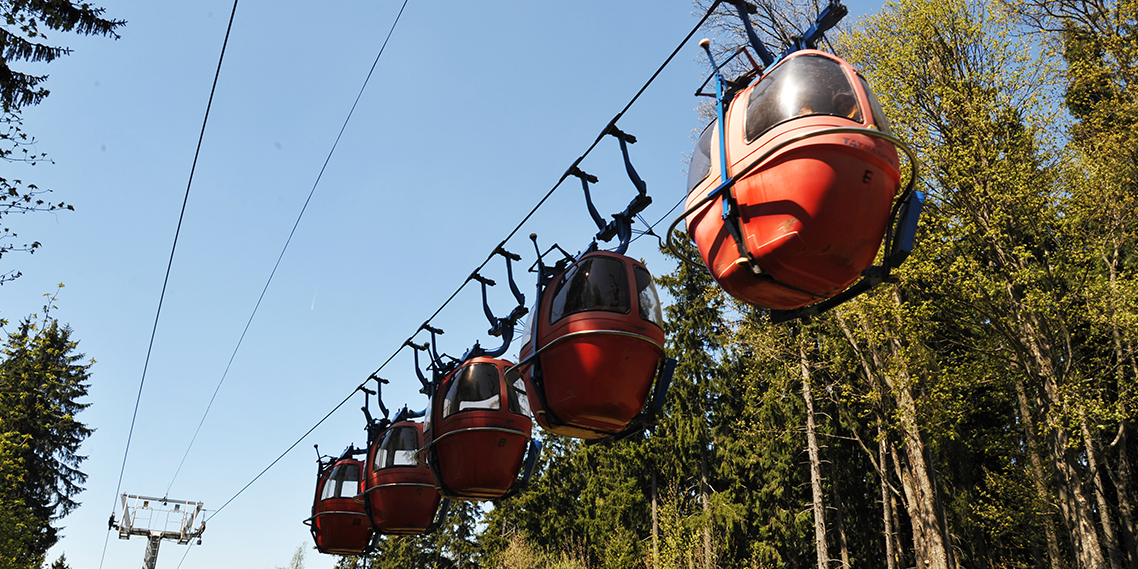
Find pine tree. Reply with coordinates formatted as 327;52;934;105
0;1;124;111
0;302;93;561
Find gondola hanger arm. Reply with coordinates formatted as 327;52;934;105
404;340;434;396
463;249;529;360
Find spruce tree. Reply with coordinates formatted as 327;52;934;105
0;307;93;561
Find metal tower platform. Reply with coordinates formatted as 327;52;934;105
112;494;206;569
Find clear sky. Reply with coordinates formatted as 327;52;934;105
3;1;883;567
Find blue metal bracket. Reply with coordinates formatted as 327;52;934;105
569;126;653;256
463;247;529;361
360;376;391;442
651;357;677;411
424;499;452;535
724;0;775;66
888;190;924;268
391;405;425;423
795;1;847;52
407;324;455;398
570;166;605;234
405;340;435;397
501;438;542;500
606;124;648;198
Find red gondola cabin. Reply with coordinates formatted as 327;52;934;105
363;419;442;534
426;356;533;500
519;251;666;439
308;456;373;555
686;49;901;310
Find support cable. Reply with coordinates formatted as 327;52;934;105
162;0;413;500
99;2;240;569
198;1;723;524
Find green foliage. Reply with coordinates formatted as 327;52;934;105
483;434;651;569
0;1;123;282
275;544;306;569
45;554;69;569
0;430;43;569
0;296;93;563
484;532;587;569
329;2;1138;566
352;499;484;568
0;0;124;112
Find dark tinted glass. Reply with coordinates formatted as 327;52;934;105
858;76;892;135
549;257;630;324
634;266;664;327
687;122;715;193
375;426;419;470
745;54;862;142
506;373;531;418
441;363;501;419
321;463;360;500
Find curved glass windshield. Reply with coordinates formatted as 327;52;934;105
549;257;630;324
374;426;419;470
519;304;536;352
858;76;892;136
320;462;360;500
634;266;664;328
507;374;532;418
441;362;501;419
687;122;715;193
745;54;863;142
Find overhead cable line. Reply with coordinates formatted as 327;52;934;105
631;193;687;247
163;0;414;502
199;1;723;524
100;1;241;568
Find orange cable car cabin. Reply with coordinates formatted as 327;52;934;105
307;451;374;555
685;48;901;311
518;250;667;440
363;419;442;534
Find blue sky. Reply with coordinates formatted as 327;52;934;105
3;1;884;567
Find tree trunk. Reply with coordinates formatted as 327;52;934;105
1111;420;1138;569
836;312;953;569
1081;411;1123;569
881;425;897;569
828;449;851;569
876;311;954;569
652;469;659;569
801;342;831;569
1105;249;1138;568
1014;379;1064;569
701;436;712;569
1012;301;1106;569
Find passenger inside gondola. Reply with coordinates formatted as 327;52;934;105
745;54;863;142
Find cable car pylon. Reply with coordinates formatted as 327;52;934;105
111;494;205;569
